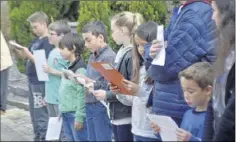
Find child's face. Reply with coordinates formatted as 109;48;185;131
180;77;212;108
48;30;63;46
30;22;47;37
82;32;103;53
134;34;147;55
111;21;130;45
59;47;73;60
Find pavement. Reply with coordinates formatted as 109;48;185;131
1;105;34;141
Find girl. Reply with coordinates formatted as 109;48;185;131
58;33;88;141
115;21;161;142
203;0;235;141
93;11;145;141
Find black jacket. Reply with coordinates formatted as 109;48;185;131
68;57;86;72
203;63;235;141
106;50;132;120
213;63;235;141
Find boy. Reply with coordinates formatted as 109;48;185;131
151;62;214;141
14;11;54;141
81;21;116;141
58;33;88;141
42;20;71;118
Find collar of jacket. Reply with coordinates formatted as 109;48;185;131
93;45;108;58
183;0;212;7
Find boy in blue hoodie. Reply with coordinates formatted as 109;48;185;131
151;62;214;141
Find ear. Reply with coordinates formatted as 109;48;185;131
72;45;76;52
205;85;213;96
98;34;104;43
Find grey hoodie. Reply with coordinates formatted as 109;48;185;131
85;45;116;103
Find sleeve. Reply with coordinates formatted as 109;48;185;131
74;68;86;123
42;39;53;59
116;94;133;106
93;55;115;90
202;100;214;141
148;10;212;82
55;54;68;71
106;54;133;101
213;94;235;141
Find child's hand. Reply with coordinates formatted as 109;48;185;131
42;98;47;106
176;128;192;142
149;40;163;59
122;79;139;95
42;64;52;74
74;121;83;130
109;83;120;95
150;121;161;134
93;90;106;100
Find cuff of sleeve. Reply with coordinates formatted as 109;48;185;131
75;112;85;123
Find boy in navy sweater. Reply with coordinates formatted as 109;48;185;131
151;62;214;141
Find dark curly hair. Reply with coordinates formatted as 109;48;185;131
59;33;84;58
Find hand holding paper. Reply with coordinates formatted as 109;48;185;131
93;90;106;101
151;25;166;66
147;114;178;141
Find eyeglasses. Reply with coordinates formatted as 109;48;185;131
49;32;59;36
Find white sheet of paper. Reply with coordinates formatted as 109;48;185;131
152;25;166;66
46;117;62;141
33;49;49;81
8;40;24;50
147;114;178;141
101;63;113;70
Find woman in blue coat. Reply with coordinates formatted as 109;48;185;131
147;0;216;128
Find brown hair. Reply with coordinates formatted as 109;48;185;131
179;62;214;89
27;11;49;25
112;11;145;83
213;0;235;77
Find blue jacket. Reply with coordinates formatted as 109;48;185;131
148;1;217;122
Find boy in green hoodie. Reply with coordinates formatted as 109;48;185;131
58;33;88;141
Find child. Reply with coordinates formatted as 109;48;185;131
81;21;116;141
58;33;88;141
43;20;71;118
14;11;54;141
151;62;214;141
93;11;145;142
113;21;160;142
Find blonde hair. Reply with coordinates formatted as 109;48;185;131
112;11;145;42
112;11;145;83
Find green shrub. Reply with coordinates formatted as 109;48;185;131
8;0;76;73
9;1;167;71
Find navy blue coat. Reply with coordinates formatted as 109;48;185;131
148;1;217;123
